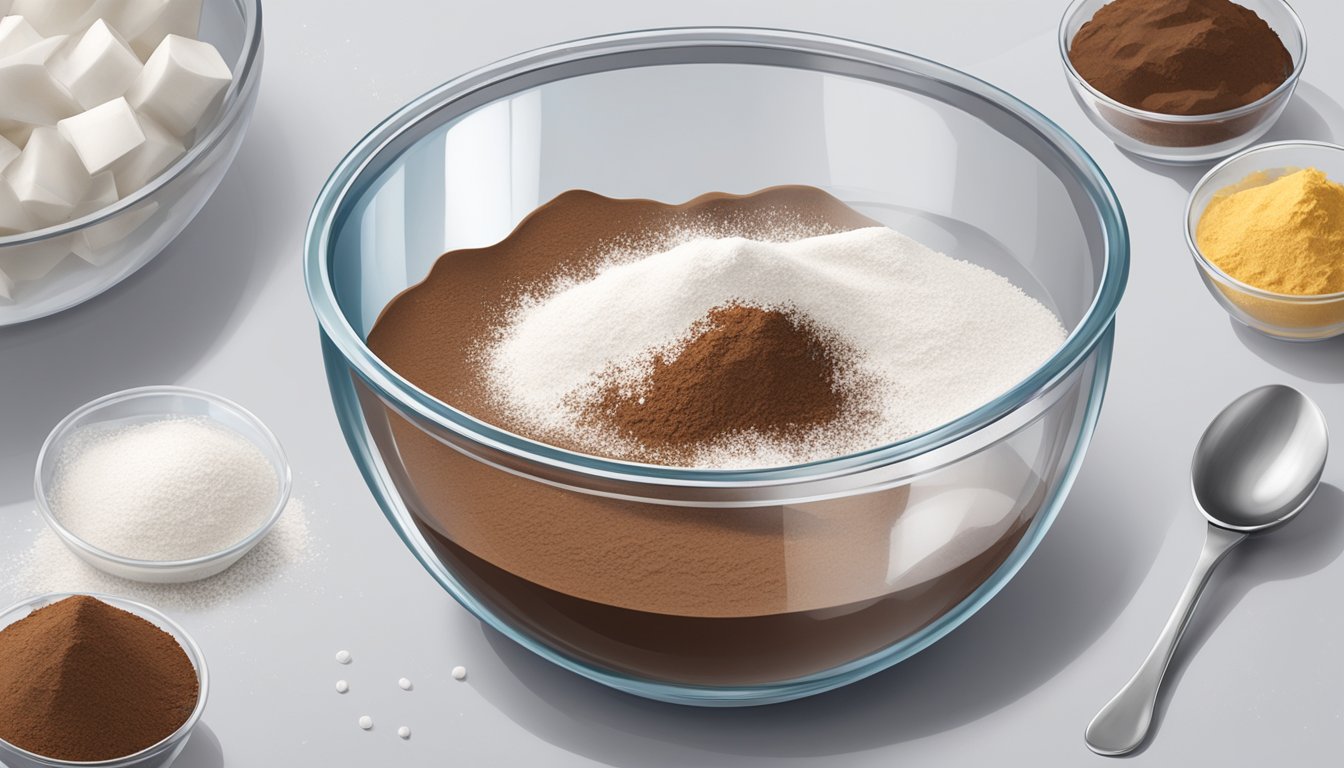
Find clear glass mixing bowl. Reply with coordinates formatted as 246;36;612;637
0;0;263;325
305;28;1128;706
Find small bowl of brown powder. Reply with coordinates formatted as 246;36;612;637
1059;0;1306;164
0;593;207;768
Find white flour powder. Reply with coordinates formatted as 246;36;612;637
50;417;279;561
486;226;1067;468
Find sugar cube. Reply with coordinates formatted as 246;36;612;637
0;237;72;281
0;175;34;234
109;0;203;60
5;126;91;225
0;119;32;147
0;133;18;171
8;0;100;36
109;112;181;194
50;18;141;109
127;34;230;138
70;169;116;218
58;97;145;175
73;198;155;265
0;34;80;126
0;15;43;59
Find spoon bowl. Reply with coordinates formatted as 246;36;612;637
1192;385;1328;532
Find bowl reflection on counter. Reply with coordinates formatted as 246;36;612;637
306;28;1128;705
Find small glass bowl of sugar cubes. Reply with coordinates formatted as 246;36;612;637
0;0;262;325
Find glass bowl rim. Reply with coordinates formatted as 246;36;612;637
1056;0;1307;124
1185;139;1344;303
0;591;209;766
0;0;264;249
304;26;1129;485
32;385;293;572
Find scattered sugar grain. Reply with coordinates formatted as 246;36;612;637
358;715;373;731
335;680;349;694
398;726;411;740
398;677;412;691
452;665;467;681
335;650;351;665
10;498;314;613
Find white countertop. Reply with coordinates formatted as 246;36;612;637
3;1;1343;765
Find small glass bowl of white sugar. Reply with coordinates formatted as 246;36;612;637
34;385;291;584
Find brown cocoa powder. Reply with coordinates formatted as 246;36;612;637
589;304;850;459
0;595;198;762
1069;0;1292;116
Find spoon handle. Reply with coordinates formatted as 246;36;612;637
1085;523;1246;756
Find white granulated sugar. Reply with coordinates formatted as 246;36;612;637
12;498;313;613
486;226;1067;468
398;726;412;740
50;417;278;560
336;680;349;694
336;649;352;665
398;677;412;691
452;665;467;681
359;715;373;731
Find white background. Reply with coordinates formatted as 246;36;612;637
3;1;1343;765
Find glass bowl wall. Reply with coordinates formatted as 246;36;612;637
306;29;1128;705
0;0;263;325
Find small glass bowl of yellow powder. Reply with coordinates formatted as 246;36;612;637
1186;141;1344;341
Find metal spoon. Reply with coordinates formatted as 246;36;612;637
1085;384;1328;756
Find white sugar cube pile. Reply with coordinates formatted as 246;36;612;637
0;0;230;301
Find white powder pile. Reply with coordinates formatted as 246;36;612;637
487;226;1068;468
50;417;279;561
11;498;313;613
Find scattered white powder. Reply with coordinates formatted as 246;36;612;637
359;715;373;731
50;417;279;561
398;726;412;740
11;498;313;612
451;665;467;681
398;677;412;691
335;680;349;694
336;650;352;665
486;226;1067;468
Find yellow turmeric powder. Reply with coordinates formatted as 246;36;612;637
1197;167;1344;295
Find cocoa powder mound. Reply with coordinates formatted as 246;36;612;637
589;304;850;458
1068;0;1292;116
0;595;199;762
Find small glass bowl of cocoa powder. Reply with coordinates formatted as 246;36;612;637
0;593;208;768
1058;0;1306;165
